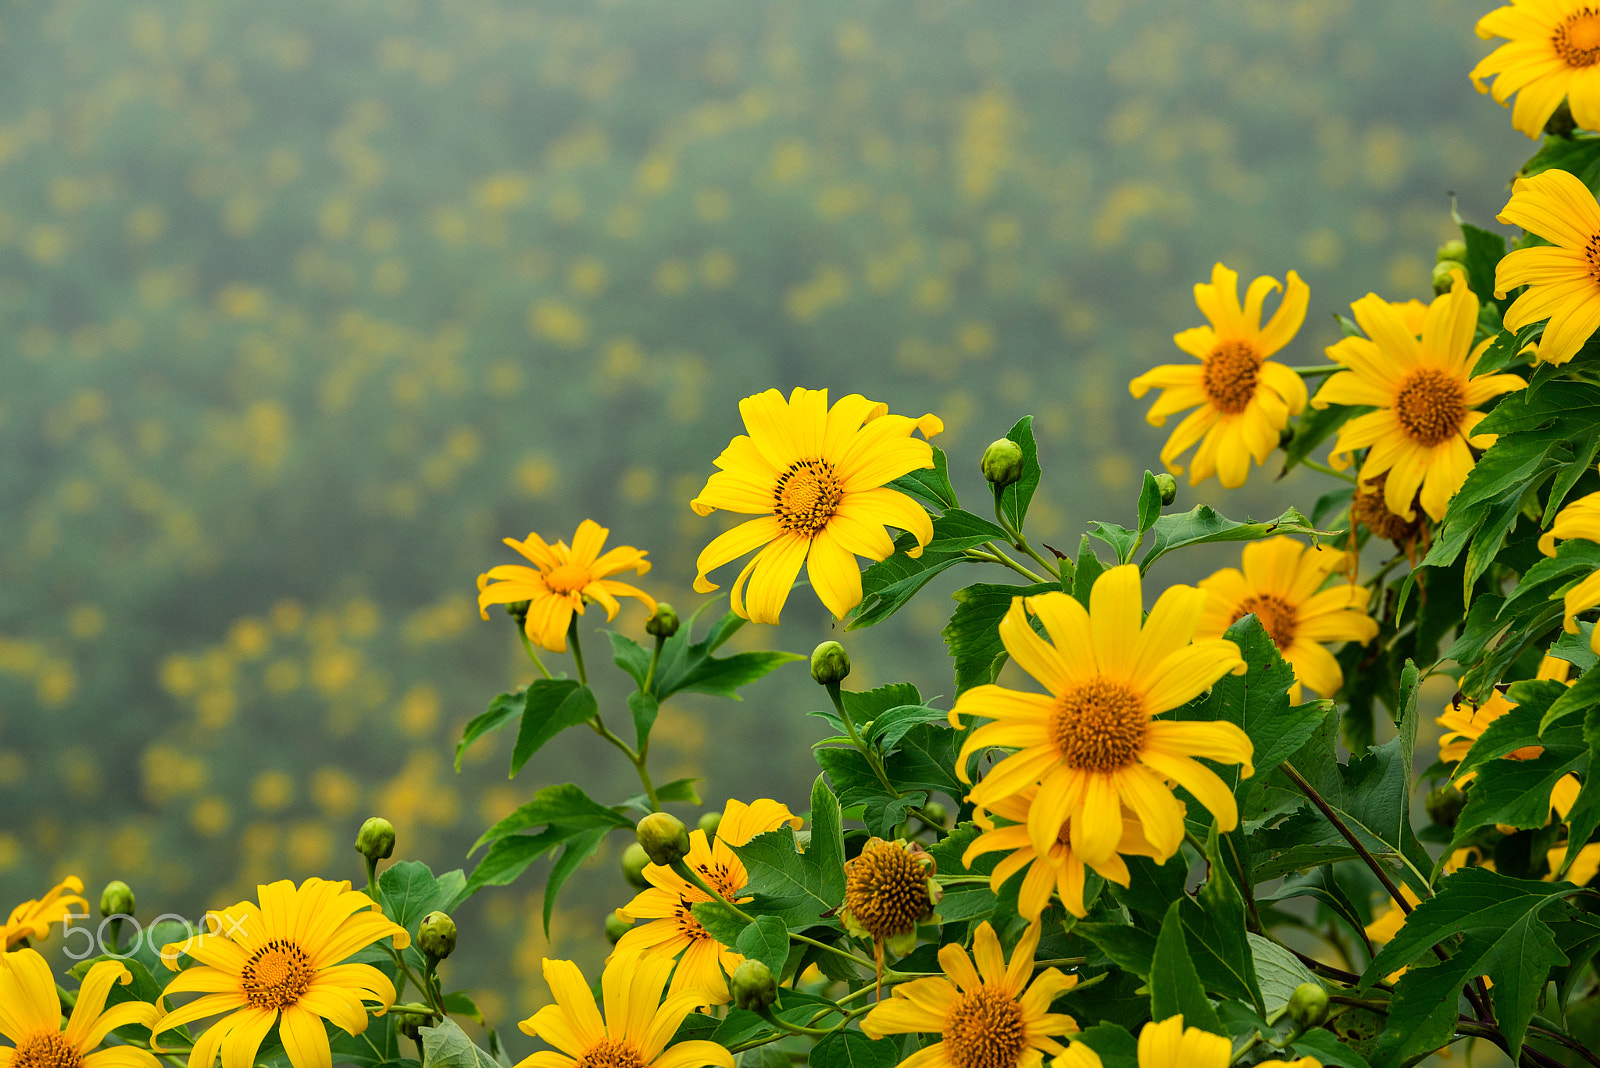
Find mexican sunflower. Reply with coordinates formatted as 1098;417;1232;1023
2;876;87;951
1496;168;1600;364
861;921;1078;1068
1472;0;1600;137
1195;537;1379;703
515;952;732;1068
477;519;656;653
1057;1017;1253;1068
1129;263;1309;488
152;877;410;1068
691;387;942;623
949;566;1249;868
1311;272;1525;522
1439;655;1581;819
0;950;161;1068
613;798;800;1004
1538;483;1600;652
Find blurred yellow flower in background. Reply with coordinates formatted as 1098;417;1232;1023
1;876;87;951
1472;0;1600;137
1538;485;1600;653
1438;656;1579;819
1496;168;1600;364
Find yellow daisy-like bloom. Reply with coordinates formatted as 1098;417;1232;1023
0;949;161;1068
1056;1016;1232;1068
477;519;656;653
1311;272;1526;522
152;877;410;1068
1129;263;1309;488
1538;484;1600;652
2;877;88;951
1471;1;1600;137
690;387;942;624
1496;169;1600;364
514;951;732;1068
613;799;801;1005
964;789;1160;921
1195;537;1378;704
949;566;1250;868
1548;841;1600;885
1438;656;1580;818
861;921;1077;1068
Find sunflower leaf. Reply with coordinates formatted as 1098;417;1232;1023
510;680;598;778
1137;505;1326;574
1281;403;1360;476
1203;614;1303;784
470;782;634;854
731;825;838;930
943;582;1057;696
809;774;847;902
455;689;524;772
888;444;960;512
421;1018;501;1068
851;510;1011;629
808;1029;900;1068
1152;900;1225;1033
735;914;790;975
1459;222;1506;309
996;415;1041;533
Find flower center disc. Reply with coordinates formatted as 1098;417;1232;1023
1049;676;1147;772
1352;474;1422;542
1232;594;1298;649
773;459;844;535
1394;368;1466;447
1202;339;1261;415
1555;10;1600;67
575;1039;648;1068
544;562;589;594
241;939;316;1010
942;989;1027;1068
13;1033;82;1068
844;839;931;940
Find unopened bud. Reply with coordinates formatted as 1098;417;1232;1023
355;817;396;862
1153;473;1177;507
1426;785;1465;828
505;600;531;621
418;911;457;960
730;959;779;1012
396;1012;424;1042
980;438;1025;488
697;811;722;838
810;641;851;686
621;842;653;888
646;603;680;638
1432;262;1460;296
1546;100;1577;139
1436;239;1467;265
605;914;633;945
1287;982;1329;1028
921;802;948;829
99;881;134;919
636;812;691;866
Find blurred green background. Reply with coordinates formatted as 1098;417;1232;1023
0;0;1528;1030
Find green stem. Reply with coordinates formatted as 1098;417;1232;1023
517;628;553;680
1285;365;1337;376
993;487;1063;581
825;680;901;799
643;633;666;695
567;618;589;685
965;543;1049;583
671;859;876;971
758;1005;839;1037
1298;457;1356;483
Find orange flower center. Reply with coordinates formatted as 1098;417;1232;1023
1554;10;1600;67
1202;339;1262;415
941;988;1028;1068
773;458;844;536
1352;473;1423;543
843;838;933;941
544;562;590;594
1394;368;1466;447
575;1039;647;1068
241;938;316;1010
1049;676;1147;772
13;1032;82;1068
1231;594;1298;649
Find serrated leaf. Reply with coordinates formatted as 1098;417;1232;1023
1204;615;1308;782
510;680;598;778
851;510;1012;629
455;690;523;771
1152;901;1223;1033
609;609;803;703
809;775;846;902
1181;829;1263;1013
421;1018;500;1068
943;582;1057;695
867;704;954;752
730;826;837;930
1138;505;1326;573
734;914;790;975
808;1030;899;1068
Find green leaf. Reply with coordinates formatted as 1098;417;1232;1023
735;914;790;975
809;775;847;903
888;444;960;512
1248;933;1319;1021
421;1018;500;1068
1519;131;1600;184
455;690;523;771
1087;521;1139;565
471;782;634;853
1368;950;1477;1068
996;415;1041;533
1453;679;1563;779
462;829;564;896
851;510;1012;629
808;1029;900;1068
380;860;468;937
1138;505;1326;574
1151;901;1223;1034
441;990;486;1027
1181;829;1264;1013
731;826;837;930
1452;746;1586;843
1544;646;1600;729
1072;535;1106;606
1549;424;1600;519
510;680;598;778
1459;223;1507;308
842;682;923;721
1069;1024;1138;1068
1137;470;1162;534
543;828;607;935
627;691;659;751
1075;923;1157;976
1205;614;1308;782
1282;403;1359;476
1290;1028;1373;1068
867;704;954;752
610;608;803;704
656;777;703;804
690;900;749;945
943;582;1056;696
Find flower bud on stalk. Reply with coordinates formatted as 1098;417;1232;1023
810;641;851;686
418;911;457;961
1436;238;1467;266
605;914;633;945
99;880;135;918
646;603;680;638
920;802;948;829
636;812;691;866
1431;261;1459;296
356;817;397;862
1287;982;1329;1029
504;600;531;624
1153;473;1178;507
621;842;653;889
697;811;722;838
731;959;779;1012
980;438;1025;488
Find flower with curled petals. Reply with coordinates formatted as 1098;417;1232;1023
949;566;1249;869
2;876;88;951
1471;1;1600;138
691;387;942;624
1496;168;1600;364
1129;263;1309;488
0;949;161;1068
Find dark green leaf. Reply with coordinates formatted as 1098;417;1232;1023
1282;403;1359;476
1087;521;1139;564
735;914;790;975
731;826;837;930
690;900;749;945
1073;535;1106;606
1181;829;1264;1013
626;691;659;751
889;444;960;512
944;582;1057;696
809;775;847;902
996;416;1041;533
471;783;633;853
421;1018;500;1068
455;690;523;771
1138;505;1326;573
1204;615;1304;782
510;680;598;778
808;1030;900;1068
1073;923;1156;976
1069;1024;1139;1068
611;609;803;702
1459;223;1507;308
1137;471;1162;534
1152;901;1224;1033
852;509;1012;629
868;704;955;752
1291;1027;1373;1068
1549;425;1600;519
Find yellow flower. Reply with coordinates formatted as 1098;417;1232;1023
1057;1016;1230;1068
152;877;410;1068
477;519;656;653
1196;537;1379;704
1311;272;1526;522
515;951;733;1068
1471;1;1600;137
0;949;161;1068
840;838;936;948
691;387;941;623
613;799;800;1005
1548;841;1600;885
1496;169;1600;364
1438;656;1580;819
949;566;1250;868
964;787;1160;920
2;877;88;951
861;921;1077;1068
1350;473;1426;549
1538;484;1600;653
1129;263;1309;488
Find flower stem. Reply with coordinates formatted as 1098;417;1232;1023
825;680;900;799
758;1005;840;1037
643;632;666;694
516;628;553;680
1285;365;1336;376
964;544;1048;583
1297;457;1356;483
567;617;589;685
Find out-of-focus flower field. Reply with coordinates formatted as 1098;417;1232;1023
0;0;1529;1026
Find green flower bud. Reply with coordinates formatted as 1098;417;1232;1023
646;603;680;638
921;802;948;829
810;641;851;686
1546;100;1577;139
621;842;653;889
1287;982;1329;1029
1436;238;1468;266
1432;261;1460;296
980;438;1025;488
605;914;633;945
636;812;691;866
697;811;722;838
99;880;135;918
730;959;779;1012
396;1011;424;1042
418;911;457;960
505;600;531;622
1153;473;1178;507
1426;785;1465;828
355;817;396;862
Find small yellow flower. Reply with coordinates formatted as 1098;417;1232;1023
1472;1;1600;137
1438;656;1580;819
1196;537;1379;703
950;567;1249;869
477;519;656;653
1538;485;1600;653
1496;169;1600;364
1057;1016;1231;1068
862;921;1078;1068
2;877;88;951
1311;272;1525;522
1129;263;1308;488
514;951;733;1068
691;387;941;624
0;950;161;1068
